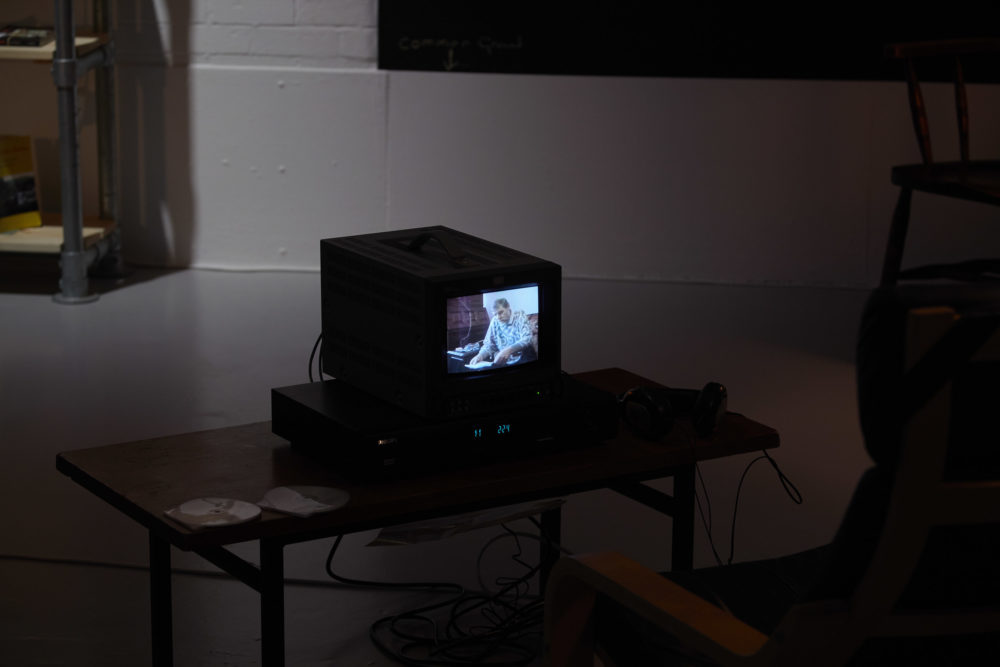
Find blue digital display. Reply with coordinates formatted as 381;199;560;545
472;424;512;440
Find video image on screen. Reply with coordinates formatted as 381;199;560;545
445;285;540;374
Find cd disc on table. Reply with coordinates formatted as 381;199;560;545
165;497;262;530
257;486;350;517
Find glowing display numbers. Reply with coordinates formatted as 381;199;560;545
472;424;512;439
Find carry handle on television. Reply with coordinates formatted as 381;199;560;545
407;229;473;267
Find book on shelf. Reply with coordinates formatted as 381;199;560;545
0;26;55;47
0;135;43;234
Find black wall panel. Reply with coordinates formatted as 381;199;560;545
379;2;1000;82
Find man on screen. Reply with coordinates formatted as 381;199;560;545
469;298;532;367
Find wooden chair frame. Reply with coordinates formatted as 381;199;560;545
880;38;1000;286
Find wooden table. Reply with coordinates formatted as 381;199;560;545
56;368;778;666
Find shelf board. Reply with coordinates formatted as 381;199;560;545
0;35;102;62
0;219;113;254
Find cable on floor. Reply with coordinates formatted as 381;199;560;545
325;523;549;666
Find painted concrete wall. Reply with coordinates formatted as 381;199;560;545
3;1;998;285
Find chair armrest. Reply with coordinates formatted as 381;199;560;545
545;552;771;667
886;38;1000;59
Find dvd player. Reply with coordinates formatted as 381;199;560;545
271;374;618;476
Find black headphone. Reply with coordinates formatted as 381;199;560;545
619;382;728;440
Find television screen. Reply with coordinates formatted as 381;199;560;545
446;284;540;374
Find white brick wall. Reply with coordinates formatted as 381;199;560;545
294;0;377;27
114;0;378;68
192;0;294;25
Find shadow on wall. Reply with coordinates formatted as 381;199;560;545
561;278;869;377
117;0;195;268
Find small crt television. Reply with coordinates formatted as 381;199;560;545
321;226;561;420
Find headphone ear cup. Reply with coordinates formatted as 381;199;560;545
692;382;728;437
620;386;675;440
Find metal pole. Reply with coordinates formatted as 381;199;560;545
52;0;98;303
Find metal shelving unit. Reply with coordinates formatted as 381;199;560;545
0;0;121;303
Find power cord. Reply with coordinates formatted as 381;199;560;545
371;527;542;666
727;449;802;566
325;524;548;666
308;332;323;382
693;460;724;567
694;439;803;567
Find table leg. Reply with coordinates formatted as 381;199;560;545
260;539;285;667
671;464;696;571
540;506;562;594
149;531;173;667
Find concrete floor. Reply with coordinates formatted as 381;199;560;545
0;262;872;665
